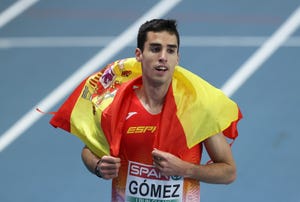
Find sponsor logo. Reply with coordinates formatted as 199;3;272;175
127;126;157;134
126;112;138;120
129;162;169;180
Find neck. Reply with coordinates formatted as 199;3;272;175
135;81;170;114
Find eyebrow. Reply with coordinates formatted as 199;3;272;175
149;43;178;49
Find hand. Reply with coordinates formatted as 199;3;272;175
97;155;121;179
152;149;188;177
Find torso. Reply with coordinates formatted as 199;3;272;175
111;87;201;202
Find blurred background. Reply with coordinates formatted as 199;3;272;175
1;0;300;201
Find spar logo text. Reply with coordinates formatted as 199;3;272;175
129;162;169;180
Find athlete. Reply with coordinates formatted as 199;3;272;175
79;19;242;201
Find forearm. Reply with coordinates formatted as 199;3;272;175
187;132;237;184
81;146;121;179
152;147;236;184
81;145;101;175
184;161;236;184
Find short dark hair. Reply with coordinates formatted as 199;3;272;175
137;19;180;52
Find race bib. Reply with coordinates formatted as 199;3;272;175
125;161;183;202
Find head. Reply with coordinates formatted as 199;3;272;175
137;19;180;53
135;19;180;88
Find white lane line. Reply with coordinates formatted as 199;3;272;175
221;6;300;97
0;36;115;48
0;0;182;152
181;36;300;47
0;0;39;29
1;36;300;48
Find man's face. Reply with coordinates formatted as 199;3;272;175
135;31;179;86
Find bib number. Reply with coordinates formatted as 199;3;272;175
125;161;183;202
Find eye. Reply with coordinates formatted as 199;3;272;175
167;48;176;54
150;46;161;53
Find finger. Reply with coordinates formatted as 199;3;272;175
100;166;120;178
153;155;162;162
102;172;119;179
152;150;165;161
102;169;119;176
101;161;121;171
101;156;121;164
153;161;163;169
152;148;162;156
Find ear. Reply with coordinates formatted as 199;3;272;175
135;48;142;62
176;53;180;65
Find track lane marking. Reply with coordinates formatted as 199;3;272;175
1;36;300;48
0;0;39;29
0;0;182;152
221;6;300;96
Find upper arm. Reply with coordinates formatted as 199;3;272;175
203;133;235;165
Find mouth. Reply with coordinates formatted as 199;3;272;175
154;65;168;72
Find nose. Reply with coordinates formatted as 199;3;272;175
158;50;167;63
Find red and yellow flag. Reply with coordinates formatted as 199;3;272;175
50;58;242;157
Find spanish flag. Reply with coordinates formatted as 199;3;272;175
50;58;242;157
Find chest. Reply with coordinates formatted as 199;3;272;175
120;93;160;162
119;92;202;165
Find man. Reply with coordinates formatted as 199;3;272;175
51;19;242;201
